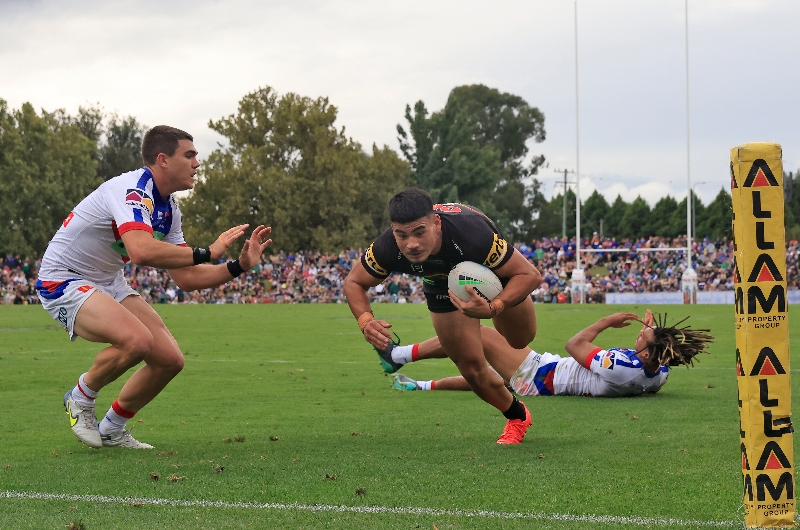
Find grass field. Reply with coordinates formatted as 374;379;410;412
0;302;797;529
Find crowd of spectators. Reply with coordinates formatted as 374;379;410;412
3;235;799;306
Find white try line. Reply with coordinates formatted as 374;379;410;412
1;490;739;527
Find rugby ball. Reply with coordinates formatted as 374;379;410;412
448;261;503;303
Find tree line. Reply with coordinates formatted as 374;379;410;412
2;86;789;258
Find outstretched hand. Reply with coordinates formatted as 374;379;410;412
642;309;655;328
238;226;273;270
210;224;249;261
448;286;493;319
602;312;641;329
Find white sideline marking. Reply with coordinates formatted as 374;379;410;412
2;491;739;527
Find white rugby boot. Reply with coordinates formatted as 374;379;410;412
64;390;102;448
100;429;154;449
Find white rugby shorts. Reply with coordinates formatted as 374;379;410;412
37;274;139;341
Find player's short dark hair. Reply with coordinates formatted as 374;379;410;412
389;187;434;224
646;313;714;368
142;126;193;165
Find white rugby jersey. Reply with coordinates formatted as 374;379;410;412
509;347;669;397
39;168;186;284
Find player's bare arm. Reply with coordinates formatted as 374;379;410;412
449;251;542;320
564;312;640;366
121;224;248;269
168;225;273;292
344;261;393;349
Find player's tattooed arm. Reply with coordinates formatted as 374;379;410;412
491;250;542;307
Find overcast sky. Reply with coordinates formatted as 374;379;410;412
2;0;798;206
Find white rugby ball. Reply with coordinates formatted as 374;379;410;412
448;261;503;303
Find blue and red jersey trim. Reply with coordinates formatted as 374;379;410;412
584;347;602;369
35;279;80;300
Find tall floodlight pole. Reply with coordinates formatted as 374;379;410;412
685;0;692;271
575;0;583;302
682;0;697;304
572;0;586;304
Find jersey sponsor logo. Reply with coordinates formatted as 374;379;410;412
125;188;154;214
483;234;508;269
364;244;388;276
601;351;615;370
410;264;424;273
57;307;68;327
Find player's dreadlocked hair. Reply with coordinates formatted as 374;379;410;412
646;313;714;368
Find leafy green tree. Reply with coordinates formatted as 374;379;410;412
75;104;105;144
619;196;651;239
530;194;561;240
530;188;576;240
73;104;145;180
0;100;99;256
668;195;702;240
603;195;628;239
181;87;410;253
646;196;679;238
397;84;546;238
581;190;610;238
696;188;731;240
97;114;145;180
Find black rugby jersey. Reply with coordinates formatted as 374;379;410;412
361;203;515;284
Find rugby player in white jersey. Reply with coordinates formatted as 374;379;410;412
387;310;713;397
344;187;542;444
37;126;272;449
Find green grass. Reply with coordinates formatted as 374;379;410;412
0;303;796;529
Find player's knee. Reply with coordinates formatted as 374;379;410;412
457;359;490;382
507;332;535;349
162;351;184;375
119;333;154;364
147;346;184;376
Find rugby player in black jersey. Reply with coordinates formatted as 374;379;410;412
344;187;542;444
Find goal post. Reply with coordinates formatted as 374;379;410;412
731;142;795;528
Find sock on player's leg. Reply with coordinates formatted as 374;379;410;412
71;373;98;407
418;380;436;391
391;344;419;365
99;400;136;435
502;396;527;421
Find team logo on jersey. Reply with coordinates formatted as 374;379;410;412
483;234;508;268
601;351;615;370
125;188;154;214
364;244;388;276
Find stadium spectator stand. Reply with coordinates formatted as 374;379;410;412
4;236;799;305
